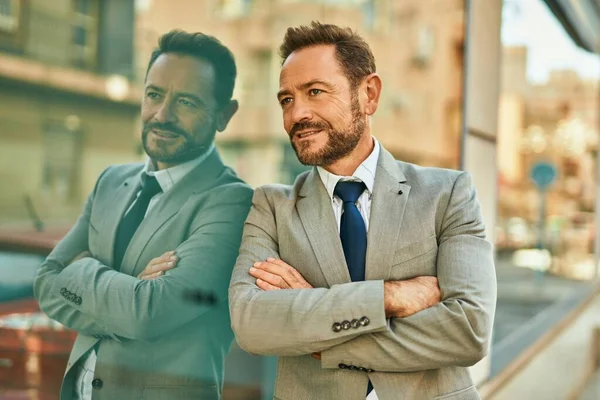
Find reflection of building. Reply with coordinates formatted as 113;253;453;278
499;46;598;220
0;0;139;223
136;0;465;187
498;45;599;276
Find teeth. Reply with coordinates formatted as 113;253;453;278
299;131;318;138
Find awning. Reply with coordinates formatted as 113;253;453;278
543;0;600;52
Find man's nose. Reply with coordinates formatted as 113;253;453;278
154;99;177;123
290;99;313;124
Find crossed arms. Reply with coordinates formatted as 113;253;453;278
34;170;252;342
229;172;497;372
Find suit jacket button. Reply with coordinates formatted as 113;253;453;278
91;378;103;389
341;320;351;330
69;294;76;302
75;296;82;305
60;288;67;295
338;363;347;369
350;365;359;371
359;316;370;326
358;367;367;372
332;322;342;332
350;319;361;329
367;369;375;373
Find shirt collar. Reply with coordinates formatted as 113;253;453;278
317;137;380;201
143;143;216;194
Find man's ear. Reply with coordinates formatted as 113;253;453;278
363;73;382;116
216;99;239;132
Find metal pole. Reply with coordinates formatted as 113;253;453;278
537;188;546;250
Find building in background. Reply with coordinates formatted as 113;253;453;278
498;45;599;279
0;0;465;224
134;0;466;188
0;0;140;225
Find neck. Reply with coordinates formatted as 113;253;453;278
323;134;374;176
156;161;177;171
154;144;213;171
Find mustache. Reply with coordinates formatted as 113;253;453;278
290;121;329;137
144;122;189;138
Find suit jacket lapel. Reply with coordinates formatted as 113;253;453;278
120;151;226;277
296;169;351;287
365;148;411;280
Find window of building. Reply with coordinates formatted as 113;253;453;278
70;0;99;68
41;120;82;203
0;0;18;33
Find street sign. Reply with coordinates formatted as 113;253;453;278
530;162;557;190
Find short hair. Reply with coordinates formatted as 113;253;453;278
279;21;376;89
146;30;237;107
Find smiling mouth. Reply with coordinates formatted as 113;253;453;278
295;130;322;139
152;129;179;139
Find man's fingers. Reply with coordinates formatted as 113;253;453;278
149;251;177;267
256;278;281;291
262;259;312;289
154;260;177;273
140;271;163;280
250;267;290;289
254;259;313;289
146;256;177;274
138;258;177;278
254;261;296;286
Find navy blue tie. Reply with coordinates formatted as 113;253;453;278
334;181;373;395
335;181;367;282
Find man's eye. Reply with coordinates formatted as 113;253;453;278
179;99;196;108
147;92;160;99
309;89;322;96
280;98;292;106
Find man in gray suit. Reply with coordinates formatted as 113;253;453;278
34;30;252;400
229;22;496;400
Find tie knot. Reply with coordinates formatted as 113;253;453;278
334;181;366;204
140;174;162;199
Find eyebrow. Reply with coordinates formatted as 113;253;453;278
145;84;208;107
277;79;336;99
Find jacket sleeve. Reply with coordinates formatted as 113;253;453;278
36;182;253;342
229;186;389;356
319;172;497;372
34;168;119;339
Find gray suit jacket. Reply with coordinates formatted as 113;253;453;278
229;147;496;400
34;150;253;400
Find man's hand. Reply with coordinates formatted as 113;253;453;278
249;258;313;290
384;276;441;318
71;251;92;264
138;251;178;280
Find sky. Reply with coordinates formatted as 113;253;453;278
501;0;600;84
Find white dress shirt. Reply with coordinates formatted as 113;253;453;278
317;138;381;400
73;145;215;400
317;138;380;232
